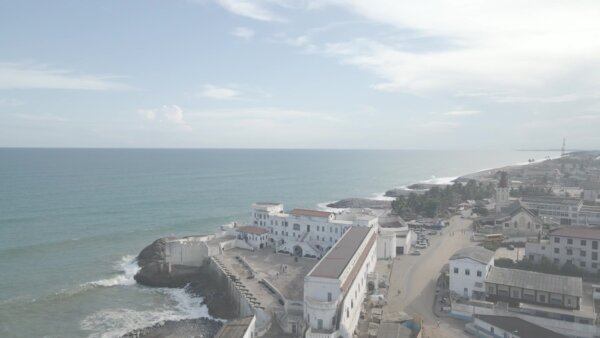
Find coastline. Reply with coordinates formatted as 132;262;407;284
127;152;569;337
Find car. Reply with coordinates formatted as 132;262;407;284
507;244;515;251
428;231;438;235
411;250;421;255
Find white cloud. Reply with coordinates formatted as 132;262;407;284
444;110;480;116
214;0;284;22
0;62;133;91
200;84;242;100
261;1;600;102
139;105;190;130
232;27;255;40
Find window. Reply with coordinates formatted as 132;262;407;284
567;249;573;255
328;293;332;301
317;319;323;330
554;248;560;254
293;223;300;230
477;270;482;277
567;238;573;244
529;254;534;260
554;237;560;243
593;252;598;261
490;327;494;334
581;250;587;257
465;269;470;276
581;240;587;246
554;258;559;264
581;261;586;268
594;241;598;250
593;263;598;268
454;267;459;274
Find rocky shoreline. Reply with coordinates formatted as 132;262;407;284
123;239;237;338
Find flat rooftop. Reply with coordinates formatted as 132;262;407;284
486;266;582;297
521;196;582;205
550;227;600;240
474;315;567;338
217;247;317;303
309;227;371;279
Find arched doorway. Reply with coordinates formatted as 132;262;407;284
293;245;303;257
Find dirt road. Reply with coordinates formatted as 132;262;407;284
382;214;474;338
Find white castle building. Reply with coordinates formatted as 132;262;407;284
251;202;380;258
304;226;377;338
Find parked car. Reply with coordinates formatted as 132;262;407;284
411;250;421;255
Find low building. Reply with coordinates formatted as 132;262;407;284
467;315;567;338
485;266;582;310
449;247;495;299
476;202;543;237
377;229;396;259
236;225;269;249
525;227;600;274
304;226;377;338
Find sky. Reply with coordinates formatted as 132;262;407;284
1;0;600;149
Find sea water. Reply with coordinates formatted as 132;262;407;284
0;148;560;337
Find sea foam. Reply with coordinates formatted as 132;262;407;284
81;286;212;338
86;255;140;288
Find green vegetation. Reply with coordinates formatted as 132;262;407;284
509;185;553;198
391;180;495;219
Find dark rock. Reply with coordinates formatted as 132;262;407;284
121;317;223;338
326;198;391;209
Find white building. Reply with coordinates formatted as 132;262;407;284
520;196;583;226
526;227;600;273
236;225;269;249
449;247;495;299
376;229;396;259
303;227;377;338
251;203;379;257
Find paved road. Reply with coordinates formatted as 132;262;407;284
382;214;474;338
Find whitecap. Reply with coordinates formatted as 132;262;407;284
81;286;212;338
85;255;140;288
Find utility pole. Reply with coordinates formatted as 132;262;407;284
561;137;566;157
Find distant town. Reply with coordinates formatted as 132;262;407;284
132;150;600;338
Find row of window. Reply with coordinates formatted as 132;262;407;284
453;267;483;277
553;237;599;249
532;254;600;269
552;248;599;260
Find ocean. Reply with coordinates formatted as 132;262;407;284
0;148;560;337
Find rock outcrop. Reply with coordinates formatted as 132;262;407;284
121;317;223;338
326;198;391;209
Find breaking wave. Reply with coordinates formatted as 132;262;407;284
85;255;140;288
81;286;211;338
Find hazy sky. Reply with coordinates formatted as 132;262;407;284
1;0;600;149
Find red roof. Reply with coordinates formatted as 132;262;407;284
237;225;269;235
289;209;332;218
551;227;600;240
